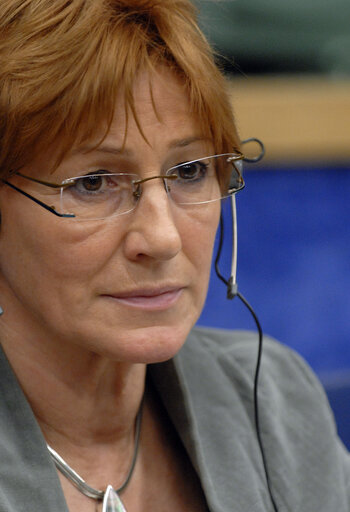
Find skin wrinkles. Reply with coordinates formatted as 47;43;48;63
0;66;220;512
0;67;220;368
74;135;211;160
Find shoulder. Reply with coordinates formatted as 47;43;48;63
183;325;324;396
176;326;350;511
183;325;334;426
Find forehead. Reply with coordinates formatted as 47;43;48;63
106;68;200;148
24;67;211;178
67;68;210;164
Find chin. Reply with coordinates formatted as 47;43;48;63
101;323;193;364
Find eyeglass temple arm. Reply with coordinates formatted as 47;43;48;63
16;172;72;189
226;153;245;195
2;180;75;217
226;138;264;193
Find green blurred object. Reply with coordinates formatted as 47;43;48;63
197;0;350;75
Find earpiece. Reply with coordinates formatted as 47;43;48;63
226;195;238;299
215;137;279;512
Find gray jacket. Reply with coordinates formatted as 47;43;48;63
0;326;349;511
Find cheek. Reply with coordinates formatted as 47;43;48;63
180;203;220;291
0;209;124;302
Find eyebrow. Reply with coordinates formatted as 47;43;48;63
74;136;209;157
168;136;210;149
73;144;131;156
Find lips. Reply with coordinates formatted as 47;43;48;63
101;287;184;311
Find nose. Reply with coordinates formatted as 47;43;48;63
123;180;182;262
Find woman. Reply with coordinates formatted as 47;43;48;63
0;1;349;511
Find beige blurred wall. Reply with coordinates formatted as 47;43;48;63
228;76;350;163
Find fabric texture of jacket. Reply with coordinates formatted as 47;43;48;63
0;326;349;511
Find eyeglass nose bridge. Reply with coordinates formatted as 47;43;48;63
132;174;178;200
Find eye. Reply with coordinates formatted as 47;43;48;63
176;161;208;181
79;174;104;192
68;171;114;195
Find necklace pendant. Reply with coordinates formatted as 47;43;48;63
102;485;127;512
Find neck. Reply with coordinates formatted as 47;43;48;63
0;317;147;486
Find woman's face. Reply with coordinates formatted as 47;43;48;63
0;68;220;363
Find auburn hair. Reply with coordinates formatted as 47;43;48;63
0;0;240;180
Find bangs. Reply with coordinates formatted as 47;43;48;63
0;0;239;179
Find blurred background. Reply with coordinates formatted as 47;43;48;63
195;0;350;447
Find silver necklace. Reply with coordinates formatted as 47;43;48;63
47;403;143;512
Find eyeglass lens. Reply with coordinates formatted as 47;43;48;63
60;154;243;220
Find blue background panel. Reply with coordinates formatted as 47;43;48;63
197;165;350;446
